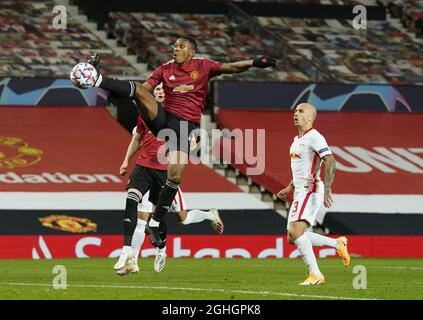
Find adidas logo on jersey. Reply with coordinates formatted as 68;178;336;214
169;75;175;80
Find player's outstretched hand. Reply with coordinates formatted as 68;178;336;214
324;189;333;208
277;186;291;200
253;56;277;68
120;162;128;176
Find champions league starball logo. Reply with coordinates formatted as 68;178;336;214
291;84;412;112
0;77;108;106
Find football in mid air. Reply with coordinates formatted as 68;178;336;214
70;62;98;89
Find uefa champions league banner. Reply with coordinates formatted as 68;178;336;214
0;77;108;106
2;77;423;112
215;81;423;112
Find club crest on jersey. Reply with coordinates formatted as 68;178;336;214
190;70;199;79
173;84;194;93
290;151;301;159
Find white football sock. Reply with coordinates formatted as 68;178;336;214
157;246;166;255
131;219;147;264
294;234;322;276
148;218;160;227
181;210;214;225
305;231;339;248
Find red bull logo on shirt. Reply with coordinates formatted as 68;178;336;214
290;151;301;159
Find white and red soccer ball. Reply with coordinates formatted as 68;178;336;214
70;62;98;89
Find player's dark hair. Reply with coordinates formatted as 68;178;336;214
179;36;197;51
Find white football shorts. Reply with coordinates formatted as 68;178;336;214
138;188;186;213
287;187;324;229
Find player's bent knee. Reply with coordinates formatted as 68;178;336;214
288;229;302;242
176;210;187;223
168;173;182;183
138;212;150;221
128;188;142;199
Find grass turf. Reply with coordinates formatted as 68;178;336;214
0;258;422;300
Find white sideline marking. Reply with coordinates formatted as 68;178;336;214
0;282;377;300
322;265;423;271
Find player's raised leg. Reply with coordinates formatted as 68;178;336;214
172;188;224;234
77;53;160;124
304;231;350;266
178;208;224;234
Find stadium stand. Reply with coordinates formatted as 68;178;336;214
106;8;422;84
106;12;283;81
258;17;423;84
0;0;139;77
380;0;423;37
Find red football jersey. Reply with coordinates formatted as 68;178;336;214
147;57;223;124
135;116;167;171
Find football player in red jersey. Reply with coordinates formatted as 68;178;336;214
114;85;223;274
76;37;276;247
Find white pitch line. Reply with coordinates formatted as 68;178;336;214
0;282;377;300
321;265;423;271
377;266;423;270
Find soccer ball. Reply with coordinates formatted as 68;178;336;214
70;62;98;89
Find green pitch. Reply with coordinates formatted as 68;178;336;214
0;258;422;300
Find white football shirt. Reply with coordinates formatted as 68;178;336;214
289;128;332;191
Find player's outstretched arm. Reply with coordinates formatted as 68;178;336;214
219;56;276;74
322;154;336;207
120;133;142;176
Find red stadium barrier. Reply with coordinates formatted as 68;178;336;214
216;109;423;195
0;106;239;193
1;235;422;259
215;109;423;214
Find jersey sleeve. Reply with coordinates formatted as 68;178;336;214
311;131;332;158
204;58;224;79
146;65;163;88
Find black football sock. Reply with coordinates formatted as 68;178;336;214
123;192;141;246
97;77;136;99
158;220;167;250
151;179;180;223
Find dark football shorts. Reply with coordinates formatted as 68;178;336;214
126;165;166;205
145;104;199;153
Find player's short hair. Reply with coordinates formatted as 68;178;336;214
178;36;197;51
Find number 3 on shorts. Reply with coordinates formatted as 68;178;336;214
292;201;299;213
